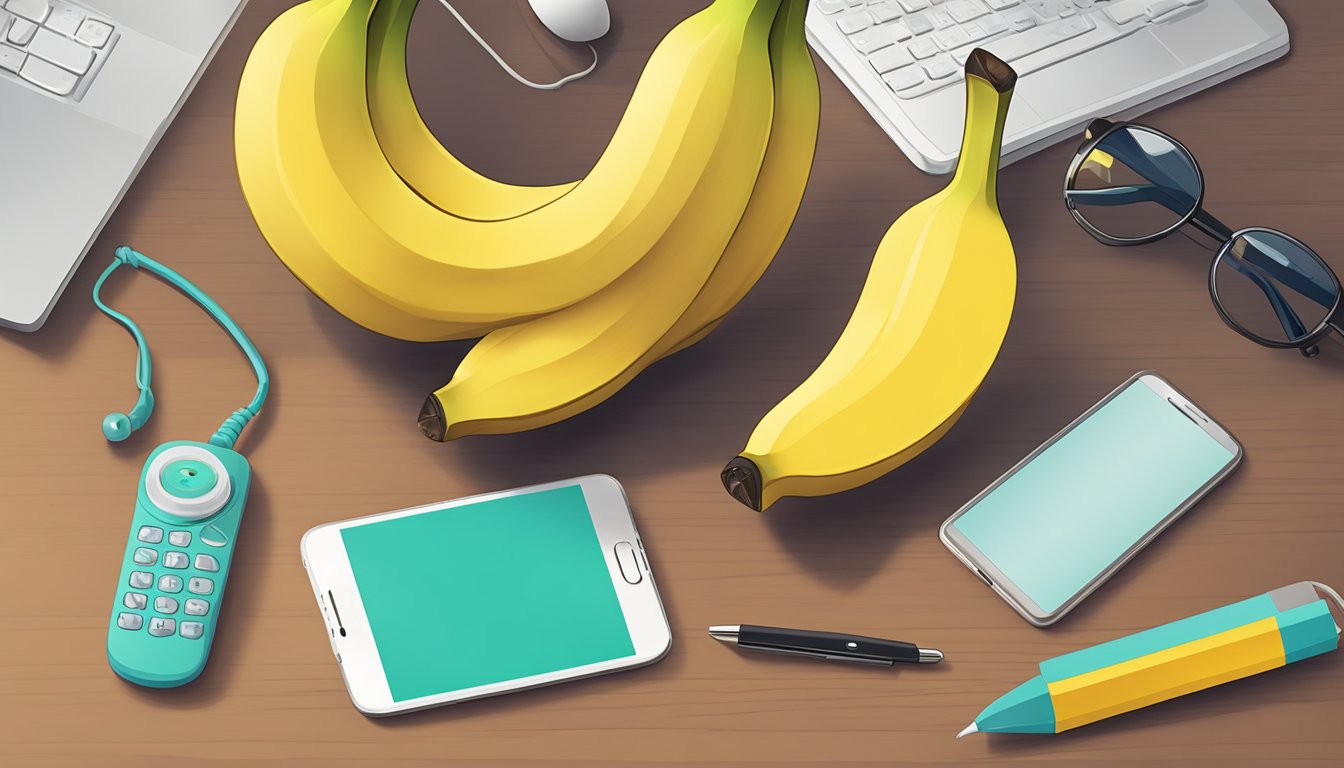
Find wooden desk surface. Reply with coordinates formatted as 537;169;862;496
3;1;1342;765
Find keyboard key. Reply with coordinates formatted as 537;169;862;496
870;44;916;73
194;554;220;572
986;0;1020;8
818;0;848;13
137;526;163;544
903;12;934;35
185;598;210;617
19;55;76;94
934;25;970;48
148;617;175;637
7;0;49;24
117;613;143;631
74;17;111;48
898;0;929;11
1105;0;1147;24
180;621;205;640
924;58;959;79
158;574;183;593
129;571;153;590
984;14;1094;61
123;592;147;610
979;14;1010;35
850;26;898;54
132;547;158;566
0;43;25;73
1027;0;1069;16
154;596;179;614
28;28;93;74
837;12;872;34
8;18;37;45
45;4;83;36
163;551;189;569
928;10;955;28
869;2;904;23
1146;0;1182;18
945;0;988;22
1004;9;1036;29
909;36;940;58
188;577;214;595
883;66;925;92
169;531;191;547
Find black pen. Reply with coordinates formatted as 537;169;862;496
709;624;943;666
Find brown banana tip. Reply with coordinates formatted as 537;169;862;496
417;395;446;442
721;457;764;512
965;48;1017;93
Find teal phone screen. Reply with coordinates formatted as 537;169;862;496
341;484;635;702
950;381;1236;614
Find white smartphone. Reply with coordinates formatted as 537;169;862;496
300;475;672;715
940;371;1243;627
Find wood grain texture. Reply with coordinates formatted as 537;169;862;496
2;1;1342;765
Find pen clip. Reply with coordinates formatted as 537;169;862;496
739;644;895;667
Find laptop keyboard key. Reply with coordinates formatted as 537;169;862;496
0;43;24;73
45;4;84;36
7;0;50;25
74;18;112;48
28;28;93;74
8;18;37;46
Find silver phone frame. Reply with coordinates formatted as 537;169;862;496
299;475;672;716
940;371;1243;627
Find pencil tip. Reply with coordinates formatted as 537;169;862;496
956;722;978;740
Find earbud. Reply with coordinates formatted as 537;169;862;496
101;389;154;443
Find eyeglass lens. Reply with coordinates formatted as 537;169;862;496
1212;230;1339;345
1068;126;1201;241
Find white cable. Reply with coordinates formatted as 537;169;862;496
437;0;597;90
1311;581;1344;615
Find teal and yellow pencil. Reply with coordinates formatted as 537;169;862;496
961;581;1342;737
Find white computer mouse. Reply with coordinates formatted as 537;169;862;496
528;0;611;43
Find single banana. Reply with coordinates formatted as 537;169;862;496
366;0;577;221
237;0;768;332
419;0;818;440
722;49;1019;511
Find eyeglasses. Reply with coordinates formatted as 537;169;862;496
1064;118;1342;358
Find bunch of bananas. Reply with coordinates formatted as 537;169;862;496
723;50;1020;511
235;0;819;440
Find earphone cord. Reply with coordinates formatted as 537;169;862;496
437;0;597;90
93;247;270;451
1311;581;1344;617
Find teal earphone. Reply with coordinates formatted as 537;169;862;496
93;246;270;449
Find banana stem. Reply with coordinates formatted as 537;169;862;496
949;49;1016;209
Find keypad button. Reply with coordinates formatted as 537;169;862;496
201;524;228;547
180;621;205;640
132;547;158;566
158;574;183;593
193;554;219;573
45;5;85;36
74;18;113;49
117;613;143;631
185;598;210;616
188;577;214;595
137;526;164;544
129;571;153;590
148;617;176;637
169;531;191;547
123;592;147;610
154;596;179;614
163;551;189;569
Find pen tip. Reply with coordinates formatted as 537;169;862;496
707;625;739;642
956;722;978;740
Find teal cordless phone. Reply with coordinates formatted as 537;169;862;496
95;247;269;688
108;442;251;687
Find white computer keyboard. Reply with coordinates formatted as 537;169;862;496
818;0;1204;101
0;0;118;100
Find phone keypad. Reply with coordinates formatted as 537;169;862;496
116;530;218;640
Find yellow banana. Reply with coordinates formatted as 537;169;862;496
722;49;1018;511
237;0;766;332
366;0;577;221
420;0;817;440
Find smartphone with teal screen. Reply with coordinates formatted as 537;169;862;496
940;372;1243;626
300;476;671;715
